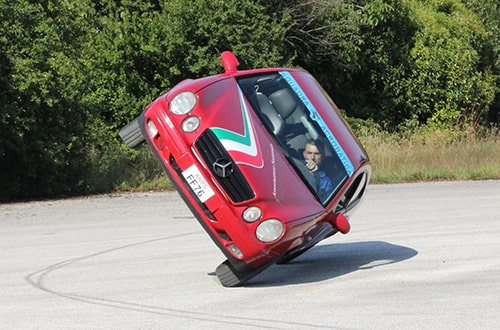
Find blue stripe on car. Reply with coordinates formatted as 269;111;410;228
279;71;355;176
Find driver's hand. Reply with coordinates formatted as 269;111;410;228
305;159;318;172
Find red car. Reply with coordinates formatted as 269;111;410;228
120;51;371;286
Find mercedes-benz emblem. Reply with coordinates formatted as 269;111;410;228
213;159;234;178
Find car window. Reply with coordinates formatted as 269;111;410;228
237;72;348;205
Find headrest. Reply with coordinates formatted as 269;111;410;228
256;92;284;135
269;89;296;119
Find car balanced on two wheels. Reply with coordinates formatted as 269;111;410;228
119;51;371;287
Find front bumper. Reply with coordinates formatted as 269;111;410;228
138;112;291;270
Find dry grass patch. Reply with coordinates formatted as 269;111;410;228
360;126;500;183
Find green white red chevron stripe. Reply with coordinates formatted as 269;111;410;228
211;87;264;168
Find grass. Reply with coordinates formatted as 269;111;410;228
358;124;500;183
116;175;173;192
114;124;500;192
112;146;174;193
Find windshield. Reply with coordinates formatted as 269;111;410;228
237;71;350;204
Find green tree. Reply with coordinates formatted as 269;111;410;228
0;0;294;200
81;0;292;128
337;0;418;126
270;0;362;101
464;0;500;122
2;0;499;200
0;0;96;200
161;0;292;77
405;0;496;126
78;0;294;193
331;0;497;128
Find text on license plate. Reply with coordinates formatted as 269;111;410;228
181;164;215;203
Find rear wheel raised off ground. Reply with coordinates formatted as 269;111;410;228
119;117;145;148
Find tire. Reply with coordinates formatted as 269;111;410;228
215;260;267;287
119;117;145;148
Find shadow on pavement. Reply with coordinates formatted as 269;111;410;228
245;241;418;287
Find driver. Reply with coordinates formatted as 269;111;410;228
303;139;333;200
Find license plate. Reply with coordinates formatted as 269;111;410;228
182;164;215;203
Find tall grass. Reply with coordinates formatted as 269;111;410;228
108;145;173;193
114;123;500;193
356;123;500;183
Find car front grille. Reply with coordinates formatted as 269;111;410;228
195;129;255;203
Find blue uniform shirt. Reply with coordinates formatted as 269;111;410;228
318;170;333;201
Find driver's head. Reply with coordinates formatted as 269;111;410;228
303;139;324;166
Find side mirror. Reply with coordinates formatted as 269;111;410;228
221;51;239;73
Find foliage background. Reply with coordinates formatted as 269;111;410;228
1;0;499;201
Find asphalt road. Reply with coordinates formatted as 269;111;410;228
1;180;499;329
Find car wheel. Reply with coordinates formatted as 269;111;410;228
215;260;267;287
119;117;145;148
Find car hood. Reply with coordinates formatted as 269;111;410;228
196;78;324;222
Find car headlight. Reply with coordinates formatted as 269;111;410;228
169;91;197;115
181;116;200;133
243;206;262;223
147;119;159;138
256;219;284;243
